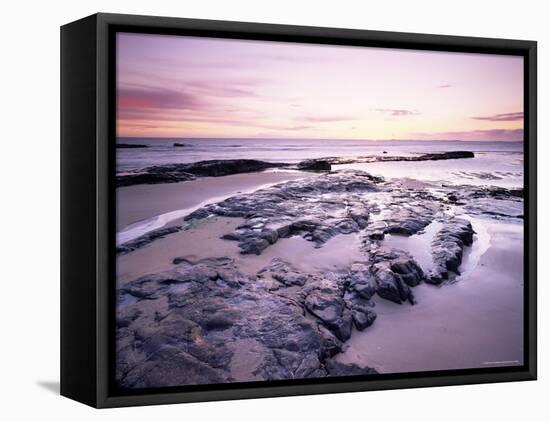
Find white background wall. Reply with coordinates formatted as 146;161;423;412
1;0;547;420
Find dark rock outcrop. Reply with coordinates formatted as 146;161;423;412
185;171;379;254
388;254;425;287
363;191;438;241
369;249;424;304
117;159;287;187
304;289;353;342
117;171;382;256
182;160;284;177
427;218;474;285
117;171;196;187
117;226;182;255
297;159;331;171
351;308;377;330
258;258;307;286
442;185;524;220
415;151;474;161
347;263;376;300
116;143;148;149
324;358;378;376
116;257;377;388
371;261;415;304
312;151;475;166
385;212;432;236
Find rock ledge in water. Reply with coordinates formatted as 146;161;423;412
117;159;286;187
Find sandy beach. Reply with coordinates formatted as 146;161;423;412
115;153;524;388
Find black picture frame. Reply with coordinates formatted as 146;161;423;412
60;12;537;408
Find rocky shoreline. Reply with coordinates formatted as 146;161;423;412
116;166;522;388
310;150;475;166
116;151;475;187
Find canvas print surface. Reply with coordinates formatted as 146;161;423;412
115;32;524;389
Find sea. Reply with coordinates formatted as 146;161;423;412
117;138;524;189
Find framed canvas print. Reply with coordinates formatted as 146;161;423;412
60;13;537;408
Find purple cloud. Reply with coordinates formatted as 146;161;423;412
251;124;311;131
117;85;202;110
301;115;356;123
375;108;420;117
280;125;311;131
439;84;452;88
189;79;264;99
472;112;524;122
118;99;312;132
117;81;271;127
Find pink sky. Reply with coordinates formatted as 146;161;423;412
116;33;524;141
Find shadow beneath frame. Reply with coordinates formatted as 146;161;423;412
36;380;60;395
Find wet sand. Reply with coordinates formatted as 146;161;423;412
336;220;524;372
116;170;313;230
117;217;243;285
118;215;366;285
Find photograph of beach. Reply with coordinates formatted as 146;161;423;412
114;33;524;389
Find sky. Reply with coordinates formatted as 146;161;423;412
117;33;524;141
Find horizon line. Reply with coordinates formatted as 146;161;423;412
117;136;524;142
